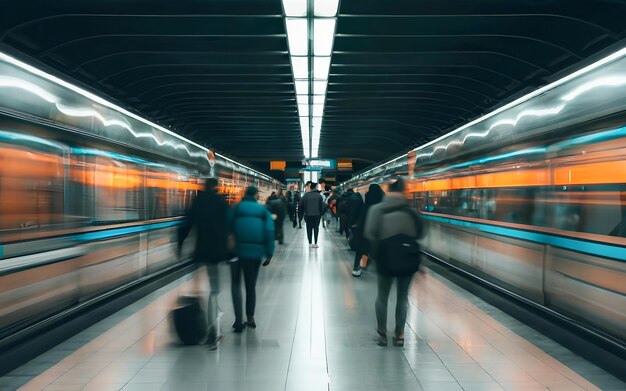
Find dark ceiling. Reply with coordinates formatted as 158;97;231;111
1;0;626;179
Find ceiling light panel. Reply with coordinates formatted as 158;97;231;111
313;95;325;104
291;56;308;79
283;0;307;17
314;56;331;80
313;104;324;117
298;104;309;116
314;19;336;56
314;0;339;17
297;95;308;105
313;80;327;95
286;18;308;56
295;80;308;95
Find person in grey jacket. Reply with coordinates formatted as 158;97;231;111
364;177;422;347
299;182;324;248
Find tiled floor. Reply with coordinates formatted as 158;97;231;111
3;222;625;391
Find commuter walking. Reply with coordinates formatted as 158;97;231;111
337;189;352;237
266;190;287;244
346;191;364;244
364;177;422;347
299;182;324;248
293;190;302;228
285;189;295;223
230;186;275;332
178;177;230;349
321;186;331;228
351;184;384;277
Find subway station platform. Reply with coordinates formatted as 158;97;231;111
4;225;624;391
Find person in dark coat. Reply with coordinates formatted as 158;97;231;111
178;177;230;349
285;189;295;223
345;190;364;243
293;190;302;228
266;190;287;244
338;189;352;237
351;184;384;276
299;182;324;247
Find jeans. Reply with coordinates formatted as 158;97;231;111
375;273;413;337
230;259;261;323
205;263;220;342
305;215;321;244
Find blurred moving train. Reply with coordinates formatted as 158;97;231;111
0;51;282;342
345;47;626;348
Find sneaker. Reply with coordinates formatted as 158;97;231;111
352;269;362;277
313;244;319;248
309;243;314;248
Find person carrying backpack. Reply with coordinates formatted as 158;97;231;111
364;177;423;347
230;186;275;332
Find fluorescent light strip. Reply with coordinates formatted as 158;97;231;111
298;104;309;116
314;56;331;80
283;0;307;17
313;95;325;104
314;19;336;56
295;80;308;95
313;103;324;117
0;52;277;181
314;0;340;17
313;80;327;95
297;95;308;105
291;57;308;79
350;45;626;179
285;18;308;56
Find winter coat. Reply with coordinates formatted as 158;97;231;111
266;195;287;221
364;193;422;248
352;185;385;253
299;190;324;217
178;189;230;264
346;192;364;227
232;196;275;260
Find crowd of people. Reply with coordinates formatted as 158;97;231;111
178;176;423;349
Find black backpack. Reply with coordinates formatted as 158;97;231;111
375;205;422;277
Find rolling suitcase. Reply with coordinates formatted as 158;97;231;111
171;296;207;345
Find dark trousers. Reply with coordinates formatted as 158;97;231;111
375;273;413;337
230;259;261;323
353;251;364;271
275;218;284;243
305;215;321;244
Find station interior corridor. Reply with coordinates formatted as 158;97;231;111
4;224;624;391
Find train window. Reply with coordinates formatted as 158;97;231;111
146;167;198;219
0;144;65;238
550;185;624;237
93;156;144;223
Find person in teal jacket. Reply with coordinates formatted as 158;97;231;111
229;185;275;332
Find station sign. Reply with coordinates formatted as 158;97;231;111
303;159;337;170
270;161;286;171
